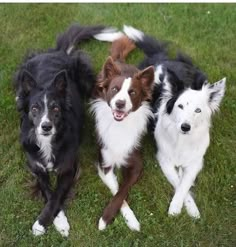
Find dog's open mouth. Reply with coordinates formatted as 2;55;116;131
112;110;128;121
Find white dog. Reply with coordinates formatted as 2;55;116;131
155;74;226;218
124;25;226;218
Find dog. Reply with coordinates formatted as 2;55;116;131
124;25;226;218
14;24;119;236
91;32;155;231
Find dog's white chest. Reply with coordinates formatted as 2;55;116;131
36;134;55;171
91;100;152;168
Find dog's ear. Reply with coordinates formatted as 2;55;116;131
21;70;36;94
101;56;121;83
136;66;155;88
53;70;68;95
206;77;226;113
162;69;185;114
134;66;155;100
162;68;185;98
95;57;121;98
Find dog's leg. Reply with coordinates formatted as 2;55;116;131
99;154;142;231
31;170;71;236
178;168;200;218
168;162;203;216
35;168;76;237
31;169;52;236
98;166;140;231
159;157;200;218
34;171;52;202
53;209;70;237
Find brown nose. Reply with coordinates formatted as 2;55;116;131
115;100;126;109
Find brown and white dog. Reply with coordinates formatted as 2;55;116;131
91;33;155;231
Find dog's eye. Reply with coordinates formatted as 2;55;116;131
112;87;118;93
178;104;184;109
195;108;201;113
129;90;136;96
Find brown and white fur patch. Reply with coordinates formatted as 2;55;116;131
91;35;154;231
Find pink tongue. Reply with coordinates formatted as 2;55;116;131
113;111;126;121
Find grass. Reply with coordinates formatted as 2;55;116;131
0;3;235;247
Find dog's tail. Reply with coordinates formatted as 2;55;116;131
94;30;135;62
56;24;121;55
123;25;168;64
110;36;136;62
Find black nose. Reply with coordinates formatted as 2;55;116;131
41;122;52;132
181;123;191;132
115;100;126;109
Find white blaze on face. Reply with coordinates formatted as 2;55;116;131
35;94;55;163
110;78;133;121
37;94;49;135
42;94;49;122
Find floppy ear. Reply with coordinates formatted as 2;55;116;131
206;77;226;113
21;70;36;94
53;70;68;95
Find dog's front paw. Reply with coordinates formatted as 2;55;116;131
168;201;182;216
121;205;140;231
98;217;107;231
53;211;70;237
32;220;46;236
185;203;201;219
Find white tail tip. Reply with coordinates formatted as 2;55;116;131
94;28;124;42
123;25;144;41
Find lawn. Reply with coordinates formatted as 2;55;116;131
0;3;235;247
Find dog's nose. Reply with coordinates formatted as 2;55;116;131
181;123;191;132
41;122;52;132
115;100;126;109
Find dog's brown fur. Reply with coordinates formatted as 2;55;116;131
93;36;154;228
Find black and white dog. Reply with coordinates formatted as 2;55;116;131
14;24;117;236
124;26;226;218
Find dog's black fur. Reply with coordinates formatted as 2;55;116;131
129;32;208;116
14;24;107;231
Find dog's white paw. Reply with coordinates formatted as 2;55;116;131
185;203;201;219
53;211;70;237
32;220;46;236
184;196;201;219
121;205;140;231
168;201;182;216
98;217;107;231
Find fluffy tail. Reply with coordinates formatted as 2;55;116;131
94;30;135;62
110;36;136;62
56;24;120;55
123;25;168;62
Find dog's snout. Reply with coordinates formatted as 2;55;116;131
115;99;126;109
181;123;191;132
41;122;52;132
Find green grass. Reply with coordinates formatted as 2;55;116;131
0;3;235;247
